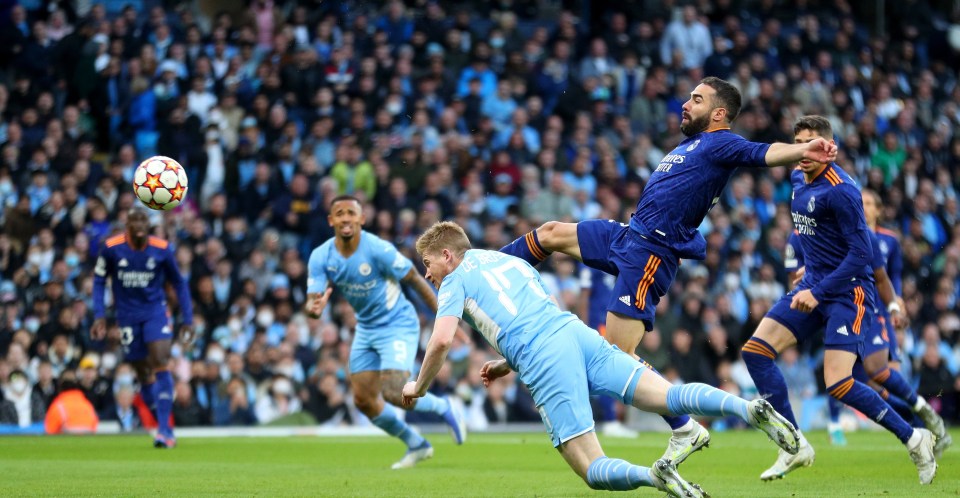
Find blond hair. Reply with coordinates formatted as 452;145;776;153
415;221;472;257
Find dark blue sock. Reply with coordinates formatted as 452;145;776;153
827;396;843;424
586;456;653;490
637;359;691;430
141;382;156;413
742;337;797;428
827;376;913;443
500;230;550;266
153;370;174;437
879;389;919;426
871;367;919;406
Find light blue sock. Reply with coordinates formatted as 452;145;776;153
371;404;427;449
586;456;654;490
411;393;450;415
666;383;750;422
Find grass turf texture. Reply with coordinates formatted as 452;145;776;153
2;429;957;497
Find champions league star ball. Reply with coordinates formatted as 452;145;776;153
132;156;188;210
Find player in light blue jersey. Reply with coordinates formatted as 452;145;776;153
500;76;836;464
305;195;466;470
92;208;194;448
402;222;801;496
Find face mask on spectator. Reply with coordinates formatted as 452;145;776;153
386;101;402;115
228;318;243;334
28;253;43;268
490;37;505;48
207;348;225;364
256;310;275;328
273;378;293;397
101;352;117;371
10;377;28;394
24;317;39;333
0;180;12;195
65;253;79;267
115;373;135;386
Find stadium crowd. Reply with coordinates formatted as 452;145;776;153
0;0;959;433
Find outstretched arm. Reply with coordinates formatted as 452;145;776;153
401;315;459;406
402;267;438;313
765;138;837;167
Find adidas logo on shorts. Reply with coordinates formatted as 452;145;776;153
619;295;631;306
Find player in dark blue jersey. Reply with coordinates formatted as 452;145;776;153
862;190;951;456
741;116;937;484
501;77;836;463
92;208;194;448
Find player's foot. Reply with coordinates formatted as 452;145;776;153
650;458;709;498
390;441;434;469
153;434;176;449
441;399;467;445
760;444;815;481
827;422;847;446
915;399;949;457
907;428;937;485
601;420;638;439
661;423;710;466
746;399;800;455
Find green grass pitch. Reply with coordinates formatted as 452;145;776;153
2;429;957;497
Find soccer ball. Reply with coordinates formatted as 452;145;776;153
133;156;188;210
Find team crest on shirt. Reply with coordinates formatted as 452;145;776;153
686;139;700;151
807;196;816;213
359;263;372;276
146;257;156;270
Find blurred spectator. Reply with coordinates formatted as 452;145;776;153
44;369;97;434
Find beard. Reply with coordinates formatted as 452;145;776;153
680;113;711;136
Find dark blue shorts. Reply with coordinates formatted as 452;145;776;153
577;220;679;331
119;314;173;362
765;283;874;354
862;309;902;363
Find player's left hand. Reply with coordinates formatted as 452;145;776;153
179;324;197;349
802;137;838;164
790;289;819;313
400;381;421;409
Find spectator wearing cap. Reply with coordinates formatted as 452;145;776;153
44;369;97;434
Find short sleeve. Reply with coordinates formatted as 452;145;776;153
372;237;413;281
710;132;771;169
306;248;329;294
436;272;466;319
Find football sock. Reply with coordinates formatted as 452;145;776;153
500;230;550;266
666;383;749;421
878;388;918;425
141;382;156;413
742;337;798;428
153;370;174;437
595;394;618;422
410;392;450;415
586;456;654;490
371;404;426;449
870;367;919;406
827;396;843;424
827;375;913;443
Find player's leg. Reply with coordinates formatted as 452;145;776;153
350;335;431;468
821;291;937;484
499;221;581;266
146;338;174;447
741;296;818;480
131;360;159;427
558;431;704;496
377;326;466;444
826;396;847;446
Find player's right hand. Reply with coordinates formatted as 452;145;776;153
90;318;106;341
480;360;510;387
305;288;333;319
802;137;838;164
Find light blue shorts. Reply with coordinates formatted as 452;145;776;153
349;321;420;374
510;320;646;447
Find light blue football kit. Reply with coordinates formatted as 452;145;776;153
307;231;464;455
436;249;756;447
307;231;421;374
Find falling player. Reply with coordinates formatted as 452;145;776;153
305;195;466;469
501;76;837;462
92;208;194;448
404;221;801;497
740;115;937;484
